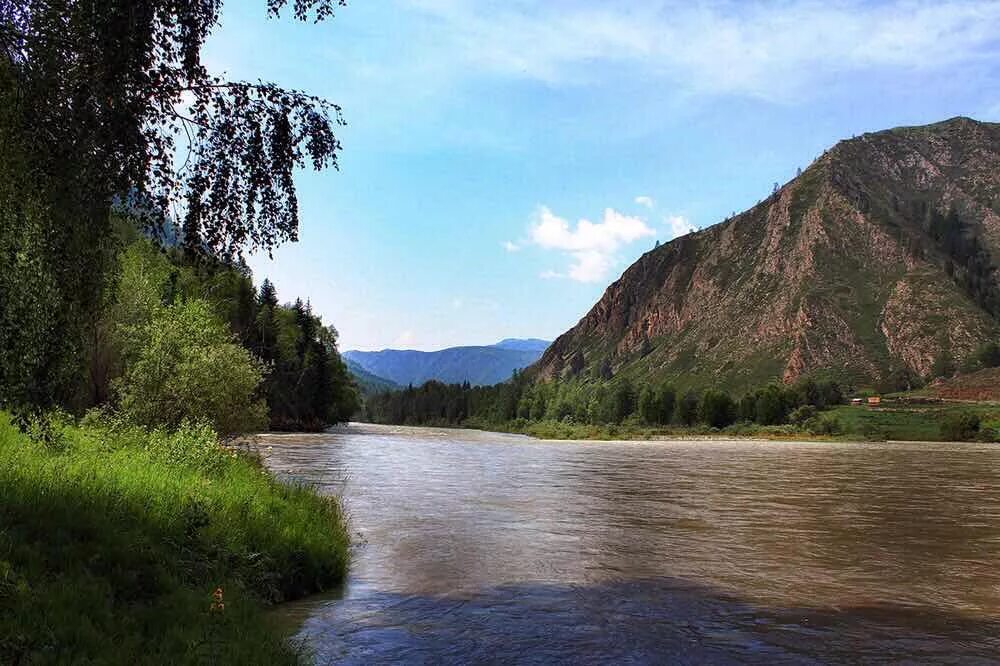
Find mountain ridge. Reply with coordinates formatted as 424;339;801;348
345;339;550;387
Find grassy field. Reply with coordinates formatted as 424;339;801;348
826;403;1000;441
0;412;349;664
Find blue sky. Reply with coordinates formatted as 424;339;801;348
204;0;1000;351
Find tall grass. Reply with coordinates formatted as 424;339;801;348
0;412;348;664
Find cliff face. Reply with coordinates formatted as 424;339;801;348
533;118;1000;391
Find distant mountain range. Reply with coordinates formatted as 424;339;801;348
531;117;1000;392
345;339;550;388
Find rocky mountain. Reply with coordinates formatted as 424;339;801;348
532;117;1000;392
345;339;550;387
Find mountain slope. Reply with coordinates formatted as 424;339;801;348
532;117;1000;392
345;359;400;395
345;339;549;387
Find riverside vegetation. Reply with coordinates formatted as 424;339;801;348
1;1;356;663
363;351;1000;443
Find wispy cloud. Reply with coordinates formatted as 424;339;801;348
502;240;521;252
529;205;655;283
635;195;655;209
398;0;1000;101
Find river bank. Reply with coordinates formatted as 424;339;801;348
0;412;349;664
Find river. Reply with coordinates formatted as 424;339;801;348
261;423;1000;664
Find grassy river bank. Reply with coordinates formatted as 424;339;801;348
0;412;349;665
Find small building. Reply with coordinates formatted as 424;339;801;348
867;396;881;406
851;398;863;406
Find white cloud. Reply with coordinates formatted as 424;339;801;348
663;214;697;239
635;195;655;209
502;240;521;252
399;1;1000;101
539;269;563;280
529;205;656;283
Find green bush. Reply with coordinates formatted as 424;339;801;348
940;411;982;441
804;413;842;436
788;404;818;425
116;299;267;437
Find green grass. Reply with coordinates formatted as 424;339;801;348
0;412;349;664
827;403;1000;441
470;403;1000;443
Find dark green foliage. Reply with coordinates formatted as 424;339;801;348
926;206;1000;316
249;286;359;430
940;411;982;441
698;390;736;428
638;387;658;424
975;341;1000;369
656;385;677;425
673;391;700;426
752;385;794;425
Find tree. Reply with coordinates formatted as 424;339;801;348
638;387;658;424
569;350;586;376
699;390;735;428
0;0;345;415
754;385;790;425
656;385;677;425
673;391;699;426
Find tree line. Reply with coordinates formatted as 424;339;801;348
363;374;846;434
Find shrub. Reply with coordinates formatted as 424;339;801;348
116;299;267;437
804;413;842;436
788;404;818;425
940;411;981;441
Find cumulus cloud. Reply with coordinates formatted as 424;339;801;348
635;195;655;209
663;214;697;239
529;206;656;283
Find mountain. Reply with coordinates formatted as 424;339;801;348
345;359;400;396
532;117;1000;392
345;339;550;387
494;338;551;352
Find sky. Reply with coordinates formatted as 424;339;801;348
203;0;1000;352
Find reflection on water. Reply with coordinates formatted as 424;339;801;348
262;424;1000;664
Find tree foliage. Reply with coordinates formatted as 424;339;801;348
0;0;344;413
116;299;267;437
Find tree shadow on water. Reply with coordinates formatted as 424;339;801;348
289;577;1000;665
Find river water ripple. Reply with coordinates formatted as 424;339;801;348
262;423;1000;664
